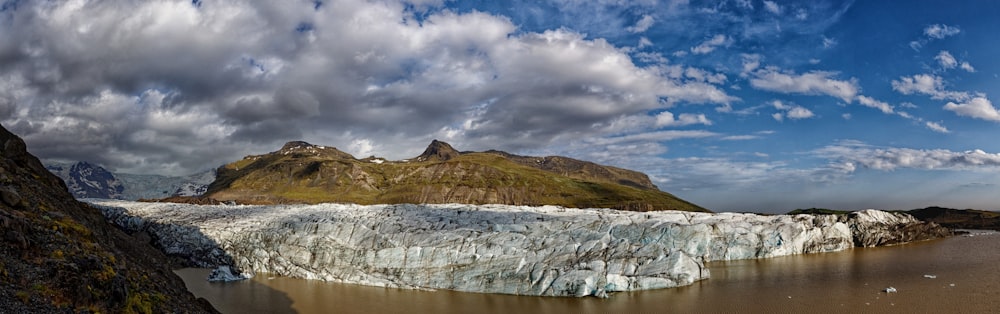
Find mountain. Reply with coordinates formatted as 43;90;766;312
46;162;215;200
200;140;708;212
46;162;124;199
907;206;1000;231
0;124;215;312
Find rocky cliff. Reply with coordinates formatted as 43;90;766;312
0;126;215;312
201;140;706;212
91;200;948;298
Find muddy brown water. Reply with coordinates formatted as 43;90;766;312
176;232;1000;313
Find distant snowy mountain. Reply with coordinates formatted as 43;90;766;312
46;161;215;200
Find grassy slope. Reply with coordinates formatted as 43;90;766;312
207;150;709;212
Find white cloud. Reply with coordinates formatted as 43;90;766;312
935;51;975;72
815;141;1000;172
910;24;961;51
935;51;958;69
960;62;976;73
749;68;859;103
786;106;815;119
891;74;969;101
654;111;713;127
856;95;894;114
740;53;762;77
943;97;1000;122
684;67;727;84
691;34;731;55
770;100;814;120
627;15;655;33
638;37;653;48
587;130;718;146
722;135;759;141
1;0;743;174
841;113;852;120
822;36;837;49
763;1;782;14
924;24;961;39
348;138;376;157
925;121;950;133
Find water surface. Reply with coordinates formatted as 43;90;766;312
177;232;1000;313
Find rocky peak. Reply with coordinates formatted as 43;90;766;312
416;139;461;161
281;141;316;151
275;140;355;160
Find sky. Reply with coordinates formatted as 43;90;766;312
2;0;1000;213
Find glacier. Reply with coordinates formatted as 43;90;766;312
89;200;948;297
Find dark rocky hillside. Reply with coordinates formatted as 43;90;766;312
198;140;708;212
0;125;216;313
907;206;1000;231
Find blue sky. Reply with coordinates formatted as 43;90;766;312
1;0;999;212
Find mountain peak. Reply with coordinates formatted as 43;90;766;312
281;141;316;151
417;139;460;161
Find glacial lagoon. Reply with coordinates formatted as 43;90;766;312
177;231;999;313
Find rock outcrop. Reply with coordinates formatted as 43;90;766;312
91;200;948;298
0;125;215;312
848;210;952;247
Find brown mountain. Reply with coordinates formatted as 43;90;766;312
907;206;1000;231
200;140;708;212
0;125;215;312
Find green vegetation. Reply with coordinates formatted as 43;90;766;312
204;142;710;212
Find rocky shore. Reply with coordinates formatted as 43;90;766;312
91;200;949;297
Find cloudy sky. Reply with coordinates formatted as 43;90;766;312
3;0;1000;212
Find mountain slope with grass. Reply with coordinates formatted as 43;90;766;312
201;140;708;212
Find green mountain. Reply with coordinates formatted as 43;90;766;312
200;140;709;212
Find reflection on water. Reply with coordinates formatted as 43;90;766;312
177;233;1000;314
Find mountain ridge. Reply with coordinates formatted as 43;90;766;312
194;140;708;212
46;162;215;200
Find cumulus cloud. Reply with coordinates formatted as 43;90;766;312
749;68;859;103
935;51;958;69
891;74;969;101
960;62;976;72
0;0;738;174
935;51;975;72
691;35;731;55
943;97;1000;122
856;95;894;114
815;141;1000;172
770;100;814;121
655;111;713;127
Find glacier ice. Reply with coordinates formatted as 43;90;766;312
90;200;946;297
